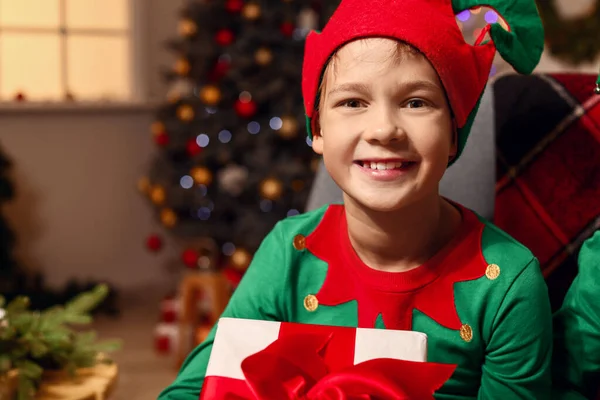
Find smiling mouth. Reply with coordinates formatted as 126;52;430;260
355;160;416;170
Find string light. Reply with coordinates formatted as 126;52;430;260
287;209;300;217
196;134;210;147
270;117;283;130
260;199;273;212
197;207;211;220
180;175;194;189
248;121;261;134
218;129;232;143
222;242;236;256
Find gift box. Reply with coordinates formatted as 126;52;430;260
201;318;456;399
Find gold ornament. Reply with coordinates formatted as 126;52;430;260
177;104;195;122
137;177;151;194
160;208;177;228
174;58;191;76
151;121;165;136
260;177;283;200
179;18;197;37
242;3;261;20
191;166;213;186
278;115;299;139
231;248;252;270
200;85;221;106
255;47;273;65
150;185;166;205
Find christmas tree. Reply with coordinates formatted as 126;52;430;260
141;0;336;273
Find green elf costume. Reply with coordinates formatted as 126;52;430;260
552;230;600;400
159;0;556;399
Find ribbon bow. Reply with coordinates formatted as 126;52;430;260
232;332;456;400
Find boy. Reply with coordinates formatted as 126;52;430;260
160;0;552;398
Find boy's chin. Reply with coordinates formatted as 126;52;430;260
344;190;417;213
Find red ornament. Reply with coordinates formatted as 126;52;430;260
182;248;199;268
234;99;258;118
146;234;163;252
14;92;26;102
223;266;244;288
154;131;169;147
225;0;244;13
209;59;231;81
215;29;234;46
280;22;295;37
186;138;202;157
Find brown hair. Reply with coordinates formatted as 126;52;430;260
317;39;423;113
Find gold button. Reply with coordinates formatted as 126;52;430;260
293;234;306;251
485;264;500;280
460;324;473;342
303;294;318;312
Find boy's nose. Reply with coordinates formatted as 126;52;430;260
363;108;405;145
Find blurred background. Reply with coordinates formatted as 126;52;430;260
0;0;598;399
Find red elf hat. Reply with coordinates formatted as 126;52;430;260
302;0;545;163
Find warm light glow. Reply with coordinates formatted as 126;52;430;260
0;1;132;101
0;0;60;28
66;0;129;30
0;33;62;100
67;35;131;100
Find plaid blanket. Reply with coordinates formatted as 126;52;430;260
493;73;600;311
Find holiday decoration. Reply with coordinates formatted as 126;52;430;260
0;285;121;399
141;0;320;281
215;29;234;46
254;47;273;66
277;115;300;139
242;3;261;20
199;85;222;106
153;130;169;147
259;177;283;200
160;208;177;228
150;185;167;205
191;166;213;186
174;58;191;76
146;234;163;252
230;248;252;271
177;104;195;122
182;248;200;268
137;177;151;194
179;18;198;37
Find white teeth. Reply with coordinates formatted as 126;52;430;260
362;161;404;170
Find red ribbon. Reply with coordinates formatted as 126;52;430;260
201;331;456;400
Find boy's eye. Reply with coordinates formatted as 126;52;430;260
406;99;427;108
340;99;363;108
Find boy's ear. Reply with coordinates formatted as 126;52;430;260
311;113;324;155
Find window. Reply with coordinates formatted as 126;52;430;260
0;0;135;102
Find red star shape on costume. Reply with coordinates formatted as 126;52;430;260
305;205;487;331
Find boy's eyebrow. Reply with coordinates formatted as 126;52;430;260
326;82;371;97
326;80;442;97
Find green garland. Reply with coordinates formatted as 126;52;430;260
536;0;600;64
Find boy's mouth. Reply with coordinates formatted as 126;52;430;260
355;160;416;170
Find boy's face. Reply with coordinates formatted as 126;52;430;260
312;38;456;212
